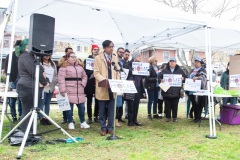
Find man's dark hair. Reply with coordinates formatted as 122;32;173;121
124;49;130;53
14;40;22;47
117;47;124;52
102;40;113;48
65;47;73;53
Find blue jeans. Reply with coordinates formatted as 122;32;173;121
38;92;53;119
66;103;85;123
98;99;115;131
147;89;158;115
9;82;22;118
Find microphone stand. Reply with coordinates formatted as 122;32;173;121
106;66;122;140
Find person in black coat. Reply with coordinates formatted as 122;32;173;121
159;57;186;122
145;56;160;119
83;44;100;124
17;39;48;132
131;51;146;126
4;40;22;122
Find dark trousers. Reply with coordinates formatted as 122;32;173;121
133;88;141;122
86;94;99;119
116;97;123;120
126;100;134;124
164;97;179;119
188;95;206;120
147;88;158;115
17;85;43;132
62;104;74;120
98;99;115;131
158;99;164;114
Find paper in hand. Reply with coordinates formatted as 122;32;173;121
159;83;170;92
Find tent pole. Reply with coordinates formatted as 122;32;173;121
207;27;217;138
204;26;213;138
0;0;19;140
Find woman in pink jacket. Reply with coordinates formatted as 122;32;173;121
58;52;90;129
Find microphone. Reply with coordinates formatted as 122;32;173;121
118;62;126;75
111;62;119;72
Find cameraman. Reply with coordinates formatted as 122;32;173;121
17;39;48;132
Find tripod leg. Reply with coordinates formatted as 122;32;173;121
39;110;78;143
17;109;36;159
0;111;33;143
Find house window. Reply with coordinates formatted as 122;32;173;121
77;46;81;51
163;51;170;61
143;52;147;58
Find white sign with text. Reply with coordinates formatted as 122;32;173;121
86;58;94;70
163;74;182;87
230;74;240;87
108;79;137;93
184;78;201;91
132;62;149;76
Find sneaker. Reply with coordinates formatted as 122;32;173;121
40;118;47;125
81;121;90;129
153;114;159;119
68;122;75;130
94;117;100;123
166;118;171;122
158;114;163;119
147;114;152;120
62;118;68;124
116;121;121;127
12;117;18;123
173;118;178;122
87;118;93;124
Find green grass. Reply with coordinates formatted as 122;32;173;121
0;103;240;160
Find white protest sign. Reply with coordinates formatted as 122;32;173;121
184;78;201;91
132;62;149;76
86;58;94;70
56;93;71;111
108;79;137;93
120;68;129;80
44;67;54;82
230;74;240;87
163;74;182;87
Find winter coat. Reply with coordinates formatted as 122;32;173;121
41;60;58;93
145;65;158;90
159;64;186;98
17;52;48;89
189;67;207;90
220;71;230;90
58;61;87;104
4;52;19;82
94;53;120;100
84;55;95;95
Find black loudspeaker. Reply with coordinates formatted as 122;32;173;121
29;13;55;56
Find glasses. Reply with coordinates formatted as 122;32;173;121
169;60;176;62
107;45;114;49
70;56;77;59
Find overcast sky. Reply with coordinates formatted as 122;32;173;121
0;0;10;8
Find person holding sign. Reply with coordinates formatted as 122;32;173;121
38;56;58;125
84;44;100;124
187;57;207;123
58;52;90;130
159;57;186;122
94;40;120;136
145;56;160;119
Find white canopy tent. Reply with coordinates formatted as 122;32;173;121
1;0;240;140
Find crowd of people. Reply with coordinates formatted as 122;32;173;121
4;39;235;136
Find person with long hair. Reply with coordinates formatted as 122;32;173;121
38;55;58;125
145;56;159;119
58;52;90;129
